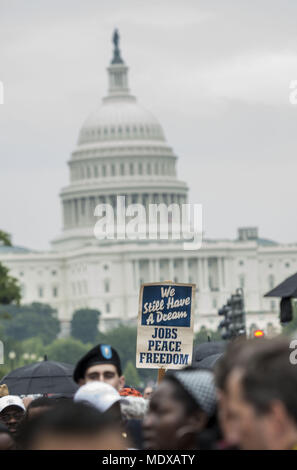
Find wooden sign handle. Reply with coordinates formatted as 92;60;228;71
157;368;166;383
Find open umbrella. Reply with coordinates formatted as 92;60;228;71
264;272;297;323
195;353;223;371
192;341;226;371
0;358;78;396
265;272;297;298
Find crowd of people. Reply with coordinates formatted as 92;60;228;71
0;335;297;450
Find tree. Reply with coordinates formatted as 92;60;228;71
46;338;91;365
102;326;137;371
71;309;101;343
123;361;140;388
194;327;222;347
0;230;12;246
3;303;60;344
0;263;21;305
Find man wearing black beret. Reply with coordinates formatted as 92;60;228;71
73;344;125;392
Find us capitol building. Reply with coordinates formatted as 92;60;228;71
1;32;295;337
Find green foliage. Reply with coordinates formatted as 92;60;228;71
101;326;137;369
0;230;12;246
0;263;21;305
194;327;222;347
71;309;101;344
2;302;60;344
123;361;140;388
45;338;92;365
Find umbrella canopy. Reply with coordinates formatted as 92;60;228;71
195;353;223;371
193;341;226;364
264;272;297;298
0;360;78;396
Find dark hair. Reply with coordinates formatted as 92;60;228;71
214;337;275;392
17;401;117;449
240;337;297;425
27;397;57;410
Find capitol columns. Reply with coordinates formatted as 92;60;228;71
217;257;224;291
134;259;140;290
203;258;210;292
197;257;203;290
169;258;174;282
155;258;160;282
183;257;189;283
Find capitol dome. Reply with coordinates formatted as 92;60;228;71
53;30;188;251
78;97;165;146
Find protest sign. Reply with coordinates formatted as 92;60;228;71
136;282;195;370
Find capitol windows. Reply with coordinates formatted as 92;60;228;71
129;163;134;175
270;301;276;311
104;127;108;136
38;286;44;298
52;286;58;298
239;274;245;288
154;162;159;175
285;262;290;268
87;167;91;178
106;303;110;313
118;127;122;136
21;284;26;297
268;274;275;289
81;199;85;215
120;163;125;175
111;164;116;176
104;279;110;293
94;166;98;177
102;165;106;177
147;163;151;175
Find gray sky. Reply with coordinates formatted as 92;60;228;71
1;0;297;250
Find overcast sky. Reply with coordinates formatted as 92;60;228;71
1;0;297;250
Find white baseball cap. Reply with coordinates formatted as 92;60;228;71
0;395;26;413
74;381;121;413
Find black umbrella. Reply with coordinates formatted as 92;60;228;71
193;341;226;365
195;353;223;371
264;272;297;298
264;272;297;323
0;359;78;396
